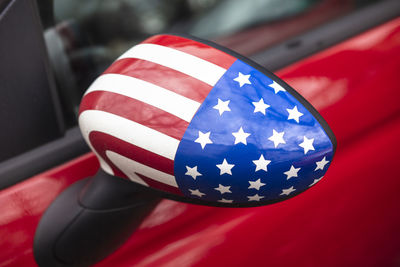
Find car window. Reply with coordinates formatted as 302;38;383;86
189;0;318;38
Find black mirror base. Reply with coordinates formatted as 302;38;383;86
33;170;160;267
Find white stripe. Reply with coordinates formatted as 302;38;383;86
85;73;200;122
118;43;226;86
79;110;179;175
107;150;177;187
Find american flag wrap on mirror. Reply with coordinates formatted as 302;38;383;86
79;34;335;204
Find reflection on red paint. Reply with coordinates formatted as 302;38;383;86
285;76;347;110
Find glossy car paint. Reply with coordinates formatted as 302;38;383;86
1;17;400;266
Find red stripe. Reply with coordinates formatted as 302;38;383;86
89;131;174;175
103;58;212;103
89;131;182;195
142;35;236;69
80;91;189;141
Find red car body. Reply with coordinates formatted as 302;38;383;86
1;17;400;267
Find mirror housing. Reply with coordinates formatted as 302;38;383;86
79;34;336;207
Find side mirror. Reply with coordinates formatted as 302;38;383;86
34;34;336;266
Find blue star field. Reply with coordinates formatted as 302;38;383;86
174;59;334;204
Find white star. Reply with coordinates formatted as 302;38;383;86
214;184;232;194
299;136;315;154
280;186;296;196
195;131;213;149
232;127;251;145
189;189;205;197
248;179;266;190
218;198;233;203
309;176;324;187
185;166;202;180
269;81;286;94
252;98;270;115
233;72;251;87
213;98;231;115
216;158;235;175
315;157;329;171
286;106;304;123
248;194;265;201
268;129;286;148
284;165;301;180
252;155;271;172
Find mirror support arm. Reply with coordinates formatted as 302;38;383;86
34;169;160;267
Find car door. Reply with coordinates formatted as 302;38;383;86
1;0;400;266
